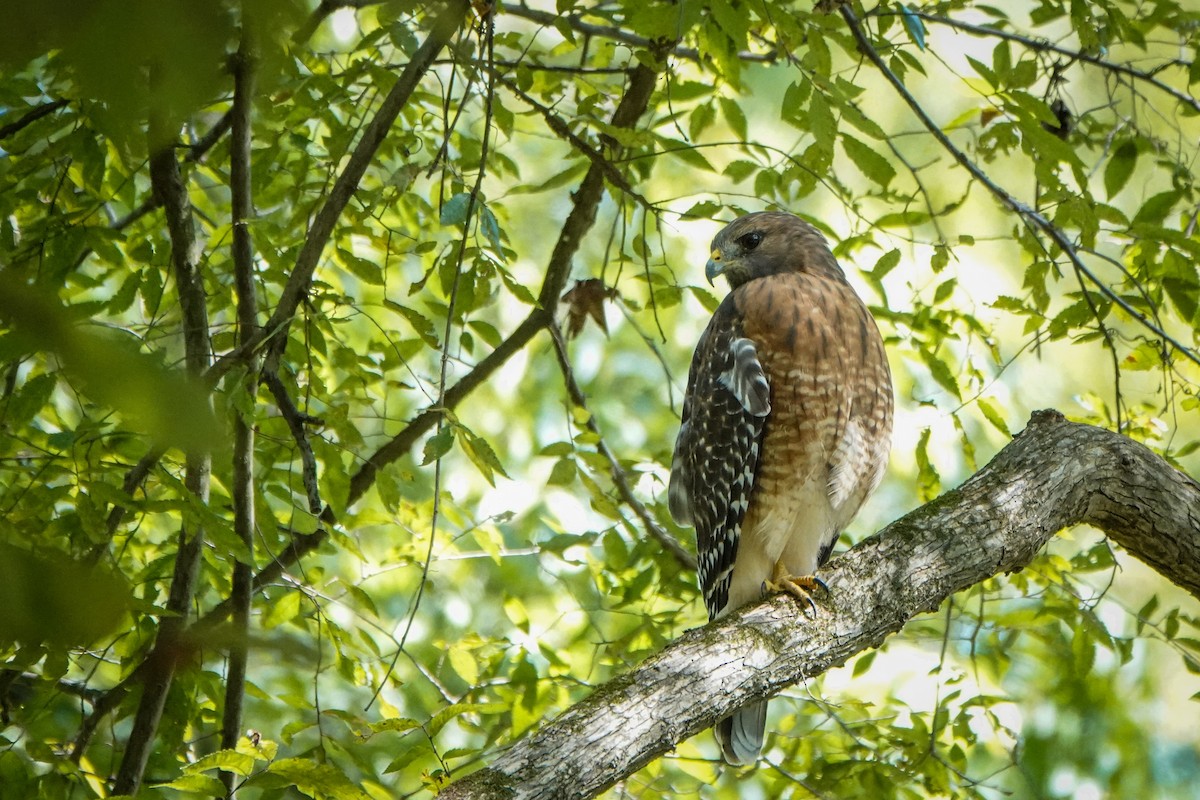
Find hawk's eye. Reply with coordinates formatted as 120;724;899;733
737;231;763;251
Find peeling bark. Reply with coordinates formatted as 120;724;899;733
441;410;1200;800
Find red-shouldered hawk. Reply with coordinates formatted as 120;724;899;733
669;211;893;765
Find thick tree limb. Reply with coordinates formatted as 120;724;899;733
441;411;1200;800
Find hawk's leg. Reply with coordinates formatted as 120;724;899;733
763;560;829;615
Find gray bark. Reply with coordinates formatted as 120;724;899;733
441;410;1200;800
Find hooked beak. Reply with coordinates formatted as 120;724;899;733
704;248;723;285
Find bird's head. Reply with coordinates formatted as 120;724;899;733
705;211;844;288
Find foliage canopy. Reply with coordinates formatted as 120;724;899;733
0;0;1198;798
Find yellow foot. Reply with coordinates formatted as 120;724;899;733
762;562;829;616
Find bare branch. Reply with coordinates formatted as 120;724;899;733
265;372;325;514
441;411;1200;800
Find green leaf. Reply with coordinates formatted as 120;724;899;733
921;348;962;400
183;748;257;778
915;427;941;502
966;56;997;88
427;702;505;736
977;397;1012;437
873;248;901;278
422;427;454;465
547;457;577;486
267;758;372;800
7;373;56;427
1131;190;1181;227
1103;139;1138;198
460;430;510;485
368;717;422;735
719;96;747;139
808;90;837;154
154;774;228;794
0;544;131;646
852;650;877;677
262;590;302;630
386;300;440;347
933;278;956;304
440;192;474;226
480;205;504;255
337;247;384;285
689;285;721;313
449;646;479;685
499;266;538;305
841;133;896;188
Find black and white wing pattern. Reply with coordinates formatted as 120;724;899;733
668;294;770;620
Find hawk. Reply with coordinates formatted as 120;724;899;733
668;211;893;765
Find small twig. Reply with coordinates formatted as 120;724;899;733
496;76;659;213
0;99;70;140
265;373;325;514
91;446;167;562
186;109;235;162
548;323;696;571
913;11;1200;114
372;11;498;714
505;5;776;66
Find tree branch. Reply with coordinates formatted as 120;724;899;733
221;21;260;796
441;411;1200;800
840;5;1200;370
264;371;325;514
504;5;776;65
204;50;668;635
346;55;666;509
0;99;69;141
913;11;1200;114
496;75;658;213
262;0;471;370
112;110;214;796
547;322;696;571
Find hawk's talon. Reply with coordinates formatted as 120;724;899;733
764;562;826;616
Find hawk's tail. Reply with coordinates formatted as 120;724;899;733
716;700;767;766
